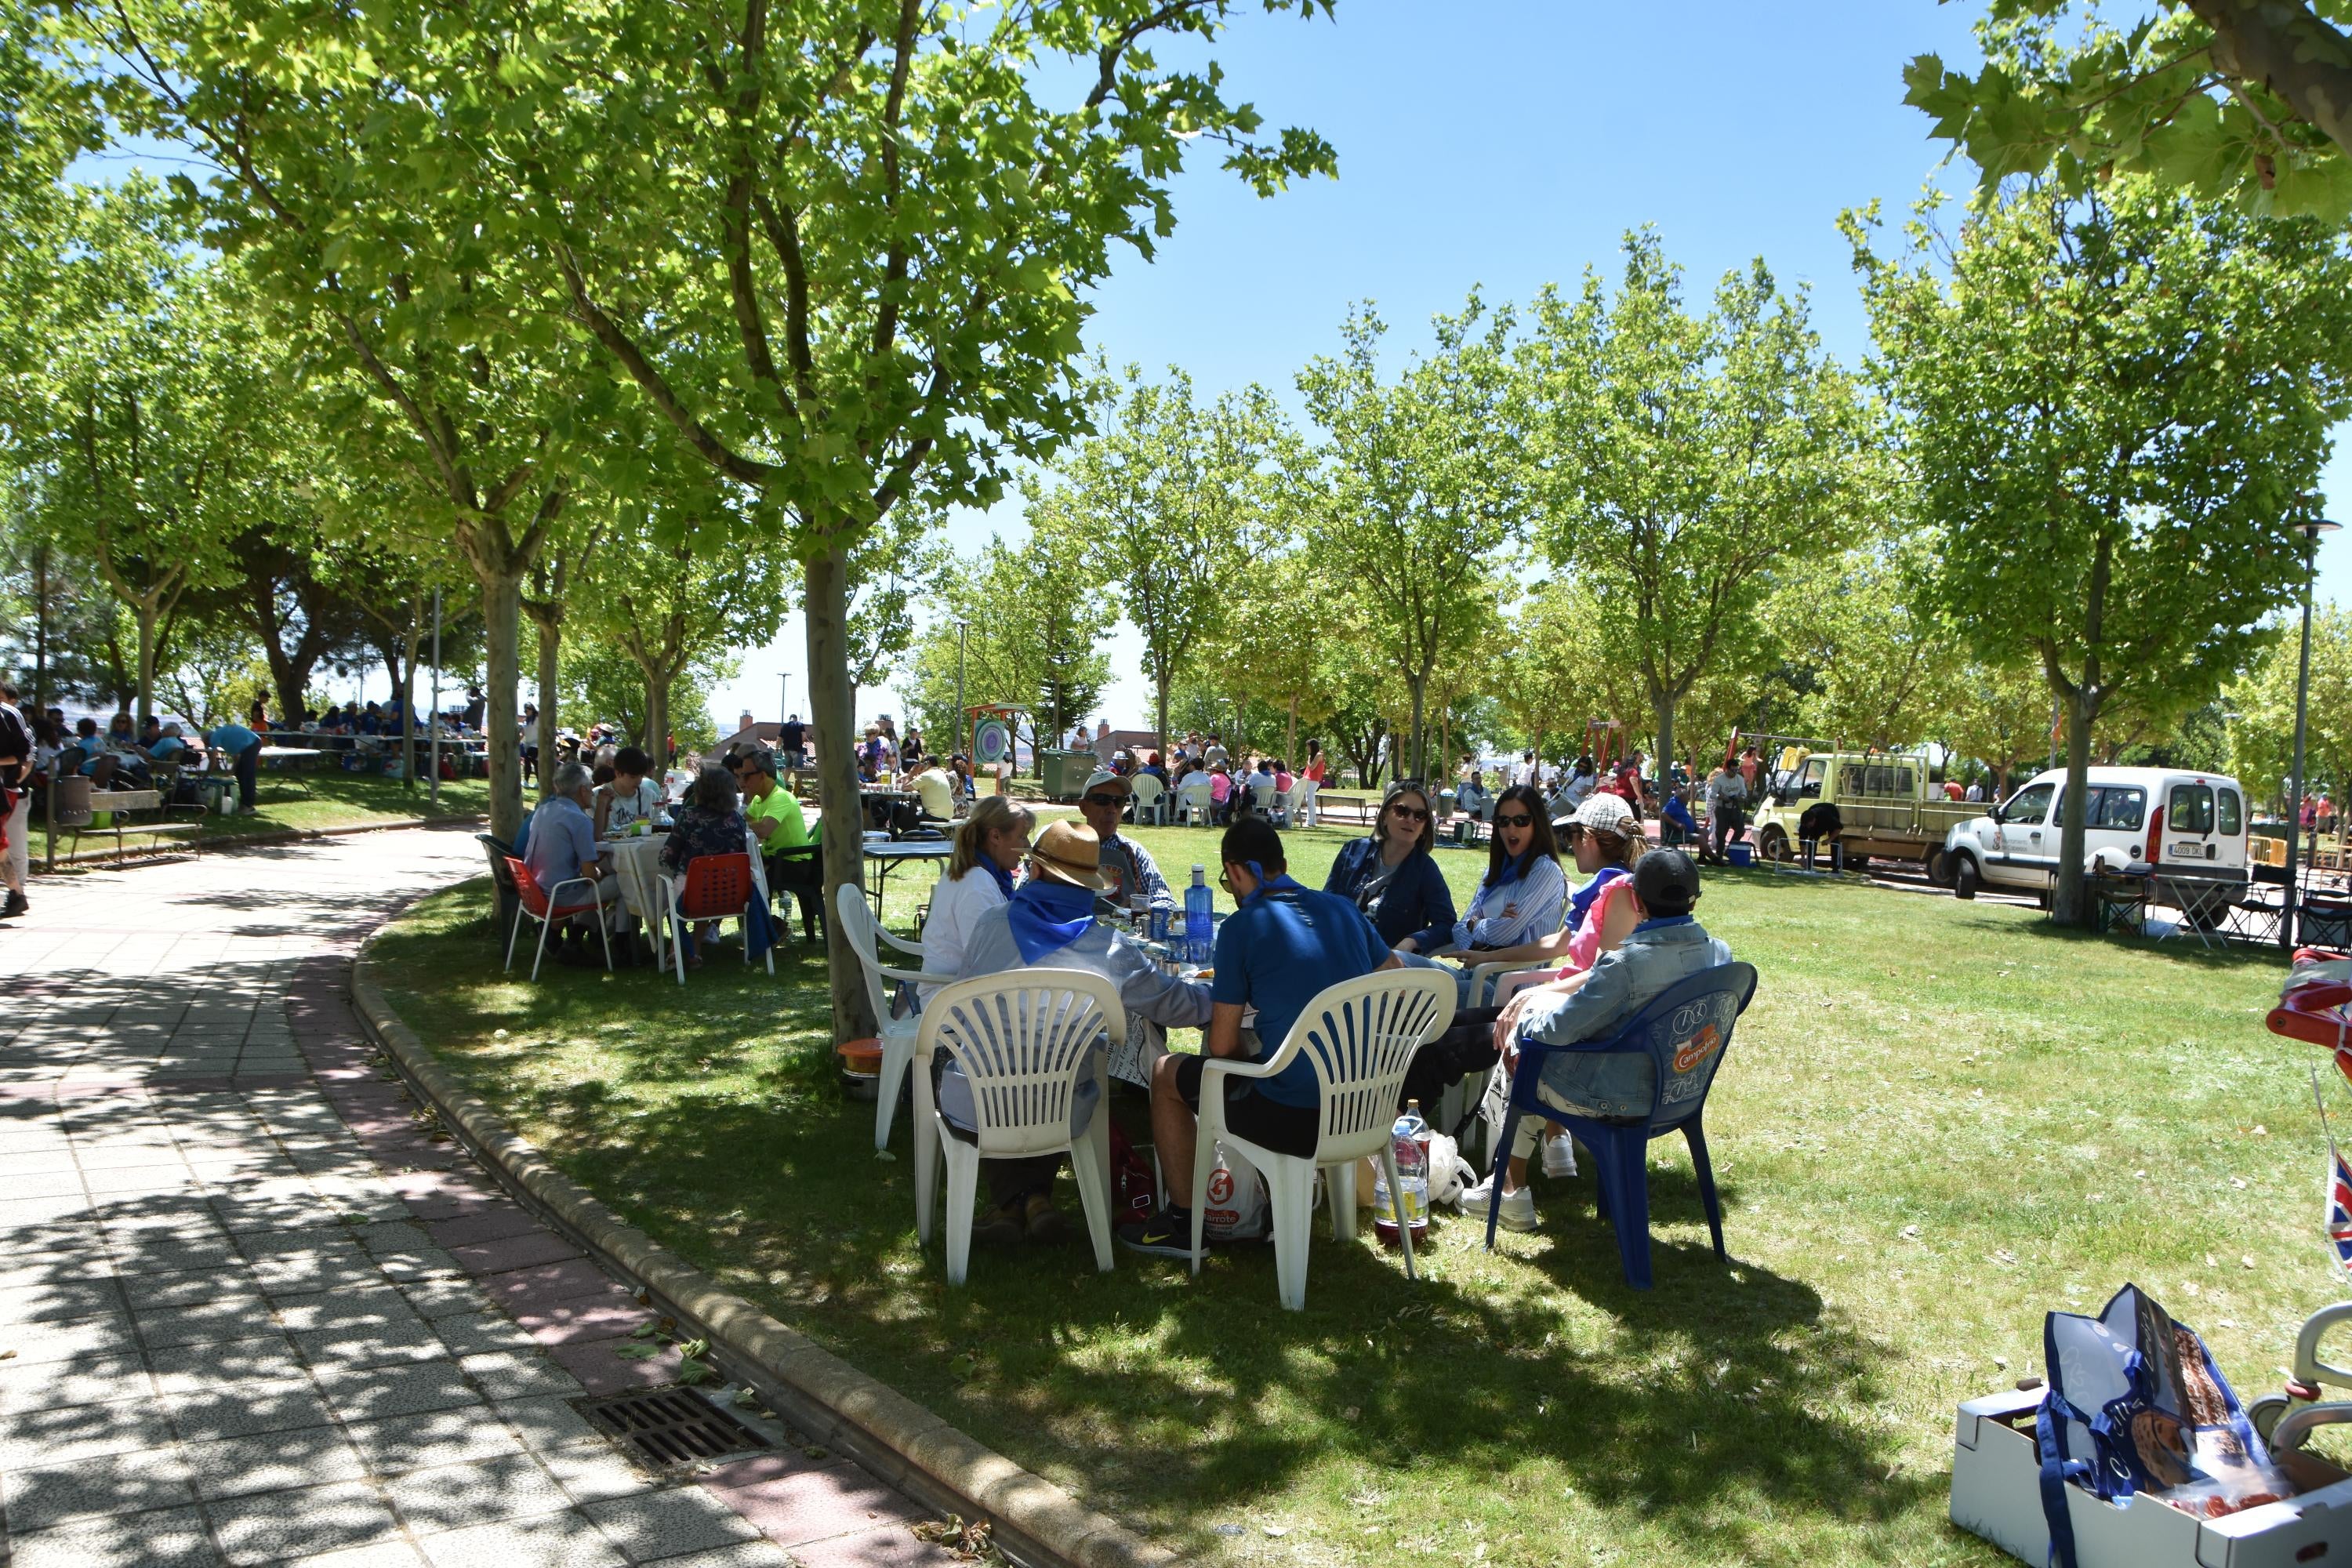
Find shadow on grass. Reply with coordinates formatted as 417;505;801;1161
375;881;1933;1563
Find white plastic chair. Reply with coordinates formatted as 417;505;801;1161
911;969;1121;1285
835;883;928;1149
1189;967;1453;1310
1176;775;1216;826
1130;772;1167;826
1292;777;1321;828
1250;779;1279;820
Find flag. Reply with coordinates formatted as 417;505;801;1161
2327;1144;2352;1284
2315;1070;2352;1282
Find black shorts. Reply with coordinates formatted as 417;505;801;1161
1173;1054;1319;1159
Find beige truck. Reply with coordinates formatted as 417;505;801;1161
1748;747;1977;878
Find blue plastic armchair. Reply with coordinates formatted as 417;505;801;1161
1483;961;1759;1288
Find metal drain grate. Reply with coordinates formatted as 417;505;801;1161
575;1388;770;1466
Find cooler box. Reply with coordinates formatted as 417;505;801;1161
1951;1387;2352;1567
1725;843;1754;867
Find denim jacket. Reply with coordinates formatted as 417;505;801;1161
1517;916;1733;1121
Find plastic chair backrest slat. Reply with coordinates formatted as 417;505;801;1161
1258;969;1453;1164
920;969;1126;1158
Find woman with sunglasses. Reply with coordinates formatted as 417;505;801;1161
1406;783;1567;1007
1323;781;1457;953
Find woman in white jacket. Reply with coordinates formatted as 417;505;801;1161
919;796;1036;1002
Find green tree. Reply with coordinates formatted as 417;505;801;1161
4;180;260;722
1853;183;2352;921
905;528;1112;764
1526;231;1878;779
2229;608;2352;805
1057;367;1292;753
72;2;641;837
1773;536;1965;751
1907;2;2352;223
485;0;1333;1030
1299;296;1525;782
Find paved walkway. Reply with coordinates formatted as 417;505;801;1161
0;827;949;1568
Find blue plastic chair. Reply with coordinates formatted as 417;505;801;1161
1483;961;1759;1288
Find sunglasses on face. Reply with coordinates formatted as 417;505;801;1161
1083;793;1125;808
1388;804;1429;822
1496;813;1534;829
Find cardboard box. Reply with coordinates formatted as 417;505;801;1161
1951;1388;2352;1566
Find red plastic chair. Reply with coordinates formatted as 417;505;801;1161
503;856;613;979
664;851;771;985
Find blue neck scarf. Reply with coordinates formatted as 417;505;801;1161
1632;913;1695;935
980;857;1016;905
1238;864;1305;909
1486;848;1538;893
1007;878;1096;963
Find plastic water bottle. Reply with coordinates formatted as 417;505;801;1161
1185;866;1214;967
1373;1113;1430;1247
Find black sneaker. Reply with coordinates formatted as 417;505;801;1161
1116;1206;1195;1259
970;1203;1025;1247
0;891;24;919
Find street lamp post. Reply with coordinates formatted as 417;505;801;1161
777;673;788;727
2282;517;2340;950
956;619;968;759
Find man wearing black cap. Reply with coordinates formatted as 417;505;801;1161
1465;848;1733;1232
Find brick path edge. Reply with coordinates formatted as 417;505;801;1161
347;946;1179;1568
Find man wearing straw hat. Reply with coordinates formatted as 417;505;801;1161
946;821;1210;1245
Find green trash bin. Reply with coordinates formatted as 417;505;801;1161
1039;750;1098;802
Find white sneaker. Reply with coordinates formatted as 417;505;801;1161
1496;1185;1538;1232
1461;1175;1497;1209
1541;1135;1577;1179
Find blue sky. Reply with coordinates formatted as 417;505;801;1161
721;0;2352;736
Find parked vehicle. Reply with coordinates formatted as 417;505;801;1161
1748;746;1976;875
1940;766;2251;925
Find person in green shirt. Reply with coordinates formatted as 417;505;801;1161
735;749;818;938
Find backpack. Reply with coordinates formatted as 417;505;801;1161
2036;1284;2288;1567
1105;1122;1156;1225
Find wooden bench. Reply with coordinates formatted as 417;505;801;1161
1316;793;1377;826
68;789;205;865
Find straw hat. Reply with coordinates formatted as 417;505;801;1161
1029;820;1108;889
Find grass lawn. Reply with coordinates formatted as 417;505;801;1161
38;770;487;857
367;820;2328;1566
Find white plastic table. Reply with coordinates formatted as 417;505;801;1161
605;833;673;969
861;838;952;916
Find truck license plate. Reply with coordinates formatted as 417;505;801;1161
2170;840;2205;859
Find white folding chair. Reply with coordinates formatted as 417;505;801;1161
1130;772;1167;826
912;969;1121;1285
835;883;928;1149
1189;967;1452;1310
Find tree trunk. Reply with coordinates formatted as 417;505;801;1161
479;571;525;840
641;667;670;767
1652;687;1679;795
2053;690;2097;926
1407;670;1428;782
134;600;158;726
1286;696;1298;778
805;548;873;1044
532;610;561;799
1155;671;1172;760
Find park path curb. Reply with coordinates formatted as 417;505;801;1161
38;811;487;869
347;940;1181;1568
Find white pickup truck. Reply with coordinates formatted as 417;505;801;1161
1943;765;2252;927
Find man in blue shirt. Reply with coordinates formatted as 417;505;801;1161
1120;818;1400;1258
205;719;262;814
522;761;619;967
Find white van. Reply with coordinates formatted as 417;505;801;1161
1943;766;2252;924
